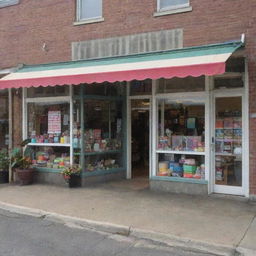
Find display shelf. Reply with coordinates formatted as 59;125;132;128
151;176;208;184
74;149;122;156
82;167;125;177
156;149;205;156
28;143;71;147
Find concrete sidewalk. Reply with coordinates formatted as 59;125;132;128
0;179;255;256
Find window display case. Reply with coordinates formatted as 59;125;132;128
155;97;206;180
25;96;71;170
214;97;242;186
73;84;126;176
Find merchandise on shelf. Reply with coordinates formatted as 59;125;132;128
30;131;70;144
85;158;119;172
32;149;70;169
157;156;205;180
158;135;205;152
84;129;122;152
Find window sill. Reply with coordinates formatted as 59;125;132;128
73;17;104;26
154;6;192;17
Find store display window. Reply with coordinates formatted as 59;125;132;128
0;90;9;149
73;82;126;96
73;97;124;173
156;97;205;180
27;101;71;169
130;80;152;96
157;76;205;93
214;97;242;186
27;85;69;98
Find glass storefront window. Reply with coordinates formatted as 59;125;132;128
156;97;206;180
27;85;70;97
0;90;9;149
74;82;126;96
130;80;152;96
27;102;71;169
215;97;242;186
73;98;124;173
157;76;205;93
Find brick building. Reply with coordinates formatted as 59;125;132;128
0;0;255;199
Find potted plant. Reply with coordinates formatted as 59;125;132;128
61;165;81;188
0;149;10;184
11;139;34;185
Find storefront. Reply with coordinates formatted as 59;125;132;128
0;40;249;196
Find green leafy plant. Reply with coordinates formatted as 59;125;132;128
11;139;32;170
0;149;10;171
61;165;81;181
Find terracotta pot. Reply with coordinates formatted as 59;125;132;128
16;168;34;185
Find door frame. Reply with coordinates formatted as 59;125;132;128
211;88;249;196
126;84;152;179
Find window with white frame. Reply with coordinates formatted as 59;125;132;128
158;0;189;12
77;0;102;21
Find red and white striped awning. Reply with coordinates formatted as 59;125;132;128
0;41;243;89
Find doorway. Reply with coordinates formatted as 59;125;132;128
212;94;245;195
131;99;150;178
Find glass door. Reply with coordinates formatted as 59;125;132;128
213;96;244;195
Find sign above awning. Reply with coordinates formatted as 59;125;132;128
0;41;243;89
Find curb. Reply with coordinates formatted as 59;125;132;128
0;201;238;256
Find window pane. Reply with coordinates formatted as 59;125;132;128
80;0;102;20
160;0;189;9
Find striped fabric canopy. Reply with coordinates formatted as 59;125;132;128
0;41;242;89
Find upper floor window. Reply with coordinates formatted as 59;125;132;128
158;0;189;11
77;0;102;21
0;0;19;8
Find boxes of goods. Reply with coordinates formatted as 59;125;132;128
172;136;183;151
216;119;224;129
183;165;197;178
224;118;233;129
158;136;170;150
158;161;169;176
169;162;183;177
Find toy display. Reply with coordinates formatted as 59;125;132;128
31;149;70;169
158;135;205;152
157;155;205;180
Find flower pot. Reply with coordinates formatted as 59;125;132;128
16;168;34;185
0;170;9;184
68;174;81;188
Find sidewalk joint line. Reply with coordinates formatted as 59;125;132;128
235;212;256;251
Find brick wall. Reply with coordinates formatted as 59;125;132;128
1;0;256;195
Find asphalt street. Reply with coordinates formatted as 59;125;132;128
0;208;216;256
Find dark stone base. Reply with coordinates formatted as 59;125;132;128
150;179;208;195
34;171;126;187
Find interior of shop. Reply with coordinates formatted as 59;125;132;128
131;99;150;178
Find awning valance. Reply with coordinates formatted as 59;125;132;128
0;41;243;89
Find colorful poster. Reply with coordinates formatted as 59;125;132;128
48;111;61;134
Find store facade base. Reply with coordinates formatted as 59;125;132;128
150;179;208;195
34;170;126;187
